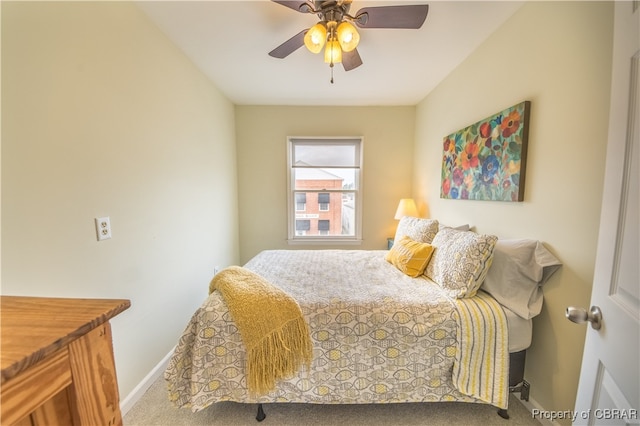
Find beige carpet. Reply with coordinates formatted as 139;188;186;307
124;376;540;426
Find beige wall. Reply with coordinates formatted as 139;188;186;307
235;106;415;264
1;1;239;399
413;1;613;420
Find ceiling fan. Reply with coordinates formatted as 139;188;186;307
269;0;429;82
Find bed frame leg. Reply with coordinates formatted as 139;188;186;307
509;379;531;401
497;408;510;419
520;380;530;401
256;404;266;422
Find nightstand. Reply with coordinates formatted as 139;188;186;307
387;238;394;249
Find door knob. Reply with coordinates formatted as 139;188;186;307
566;306;602;330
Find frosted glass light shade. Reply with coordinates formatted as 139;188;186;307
337;21;360;52
304;23;327;54
324;40;342;64
394;199;418;219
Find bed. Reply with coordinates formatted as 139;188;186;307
164;219;561;421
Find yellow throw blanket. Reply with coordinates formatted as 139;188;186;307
209;266;313;396
453;290;509;409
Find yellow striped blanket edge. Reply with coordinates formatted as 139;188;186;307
453;290;509;409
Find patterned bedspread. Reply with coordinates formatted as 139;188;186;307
165;250;506;411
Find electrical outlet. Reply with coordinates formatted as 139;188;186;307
95;217;112;241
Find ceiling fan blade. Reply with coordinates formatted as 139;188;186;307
354;5;429;29
271;1;314;13
269;29;308;59
342;48;363;71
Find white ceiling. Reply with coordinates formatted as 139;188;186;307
136;1;524;106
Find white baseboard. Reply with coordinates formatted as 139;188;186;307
515;395;562;426
120;347;175;416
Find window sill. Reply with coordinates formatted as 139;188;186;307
287;238;363;246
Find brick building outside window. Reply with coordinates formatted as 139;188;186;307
294;167;345;236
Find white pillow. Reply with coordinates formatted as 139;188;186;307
440;223;470;231
425;227;497;298
394;217;439;244
481;239;562;319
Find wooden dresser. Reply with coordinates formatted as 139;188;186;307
1;296;131;425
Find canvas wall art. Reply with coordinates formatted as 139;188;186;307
441;101;530;202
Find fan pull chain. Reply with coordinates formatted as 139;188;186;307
330;63;334;84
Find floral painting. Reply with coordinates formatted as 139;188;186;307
441;101;530;202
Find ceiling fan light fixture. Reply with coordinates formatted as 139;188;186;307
270;0;430;77
336;21;359;52
304;23;327;54
323;40;342;64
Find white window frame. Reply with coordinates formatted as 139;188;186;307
287;136;363;244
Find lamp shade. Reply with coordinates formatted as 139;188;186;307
304;23;327;54
324;40;342;64
336;21;359;52
394;198;418;219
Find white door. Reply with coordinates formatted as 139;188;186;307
572;2;639;425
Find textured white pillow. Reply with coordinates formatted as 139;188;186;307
393;217;439;245
481;239;562;319
425;227;498;298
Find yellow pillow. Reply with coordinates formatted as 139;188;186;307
386;235;435;277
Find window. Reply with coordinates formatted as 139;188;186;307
295;219;310;236
318;220;330;236
287;137;363;243
295;193;307;211
318;193;330;211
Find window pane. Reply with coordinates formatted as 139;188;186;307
293;192;356;237
292;141;360;167
296;220;310;231
294;168;357;190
